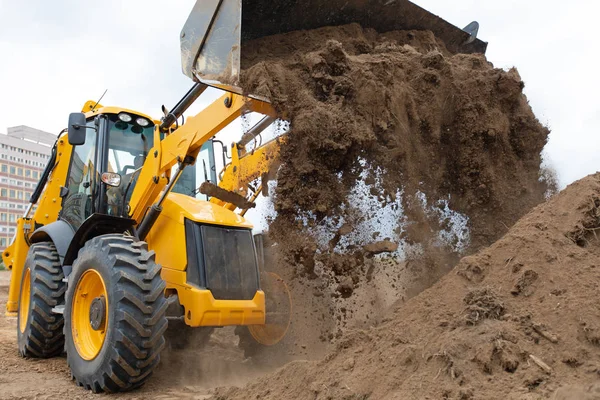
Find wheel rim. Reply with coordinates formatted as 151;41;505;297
19;268;31;333
248;272;292;346
72;269;108;360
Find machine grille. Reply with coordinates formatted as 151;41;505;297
185;220;259;300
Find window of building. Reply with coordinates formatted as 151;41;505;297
25;169;31;178
10;166;15;174
17;191;23;200
0;189;6;197
0;213;6;221
33;171;39;179
0;238;6;247
1;164;6;173
17;168;23;176
9;214;16;223
9;190;15;198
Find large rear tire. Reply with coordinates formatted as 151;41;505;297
17;242;66;358
64;234;168;393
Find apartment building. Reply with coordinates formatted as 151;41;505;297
0;126;55;254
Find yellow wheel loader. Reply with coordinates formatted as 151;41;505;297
2;0;485;393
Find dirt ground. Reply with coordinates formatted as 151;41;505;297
0;271;242;399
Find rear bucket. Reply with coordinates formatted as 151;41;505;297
180;0;487;94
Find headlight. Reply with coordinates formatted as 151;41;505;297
118;113;132;122
136;117;149;127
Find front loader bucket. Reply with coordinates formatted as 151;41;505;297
181;0;487;94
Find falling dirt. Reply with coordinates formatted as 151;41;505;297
240;23;554;349
242;23;551;251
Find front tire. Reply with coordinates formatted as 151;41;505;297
17;242;66;358
64;234;168;393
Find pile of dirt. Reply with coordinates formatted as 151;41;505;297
213;173;600;399
240;23;554;337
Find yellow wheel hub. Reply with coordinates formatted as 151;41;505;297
249;272;292;346
19;268;31;333
72;269;108;360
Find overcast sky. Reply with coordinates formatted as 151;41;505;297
0;0;597;188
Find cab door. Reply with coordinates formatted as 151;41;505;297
61;118;100;230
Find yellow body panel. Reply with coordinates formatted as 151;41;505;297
161;268;265;326
3;135;74;315
212;137;283;211
129;93;275;222
145;192;264;326
81;101;159;125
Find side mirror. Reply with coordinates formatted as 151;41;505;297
68;113;87;145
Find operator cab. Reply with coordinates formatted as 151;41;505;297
65;110;155;230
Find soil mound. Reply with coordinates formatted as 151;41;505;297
214;173;600;399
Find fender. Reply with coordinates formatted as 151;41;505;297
30;220;75;264
63;214;137;266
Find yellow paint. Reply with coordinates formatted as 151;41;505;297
129;93;275;222
146;192;252;273
161;268;265;327
82;100;159;125
4;134;74;315
71;269;108;360
4;94;278;331
18;268;30;333
248;272;292;345
145;193;266;326
213;137;284;210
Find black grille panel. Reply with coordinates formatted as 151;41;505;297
185;220;259;300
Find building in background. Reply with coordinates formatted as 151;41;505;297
0;126;54;255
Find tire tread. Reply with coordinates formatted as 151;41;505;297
18;241;65;359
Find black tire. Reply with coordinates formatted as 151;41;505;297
64;234;168;393
164;319;213;350
17;241;66;358
234;326;262;359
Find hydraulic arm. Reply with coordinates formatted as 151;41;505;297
129;89;276;236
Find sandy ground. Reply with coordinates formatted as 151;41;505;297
0;268;321;399
0;270;236;399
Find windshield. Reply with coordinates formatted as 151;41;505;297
105;114;155;216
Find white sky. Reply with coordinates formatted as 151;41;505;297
0;0;597;188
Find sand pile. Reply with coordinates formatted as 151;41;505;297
214;173;600;399
238;24;554;338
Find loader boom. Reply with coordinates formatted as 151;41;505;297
128;92;276;225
